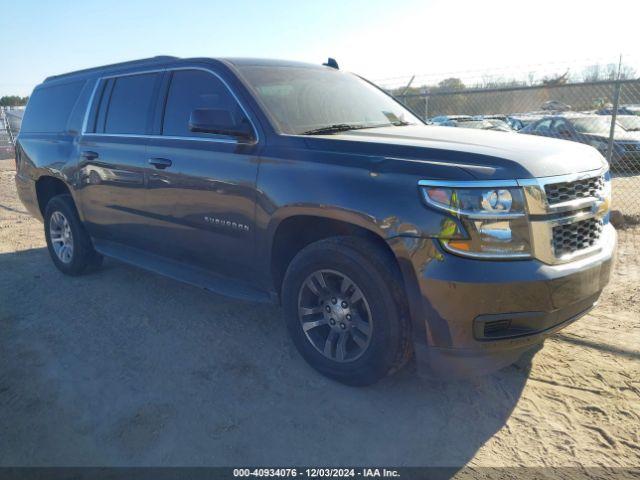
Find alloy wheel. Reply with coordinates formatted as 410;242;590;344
49;211;74;264
297;269;373;362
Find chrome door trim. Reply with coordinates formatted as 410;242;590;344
80;66;260;145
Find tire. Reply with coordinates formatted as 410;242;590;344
282;236;411;386
43;194;103;276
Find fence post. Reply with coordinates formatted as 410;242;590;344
606;56;623;164
606;80;621;164
421;87;429;121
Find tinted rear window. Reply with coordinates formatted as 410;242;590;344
21;81;85;133
104;73;159;134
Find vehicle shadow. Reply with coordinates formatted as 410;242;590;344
0;247;534;472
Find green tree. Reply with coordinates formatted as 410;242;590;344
0;96;29;107
436;77;465;92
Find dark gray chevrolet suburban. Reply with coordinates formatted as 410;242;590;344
15;56;616;385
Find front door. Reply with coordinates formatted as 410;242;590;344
143;68;261;281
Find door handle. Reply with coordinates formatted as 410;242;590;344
148;157;172;169
80;151;99;161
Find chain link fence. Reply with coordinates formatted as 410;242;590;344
0;106;21;160
377;60;640;224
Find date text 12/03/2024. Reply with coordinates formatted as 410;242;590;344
232;468;401;477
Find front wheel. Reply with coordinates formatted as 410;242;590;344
282;237;411;385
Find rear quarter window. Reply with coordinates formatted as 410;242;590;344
21;80;85;134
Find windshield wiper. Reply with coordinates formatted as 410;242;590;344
301;122;411;135
301;124;379;135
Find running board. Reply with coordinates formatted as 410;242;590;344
93;239;273;304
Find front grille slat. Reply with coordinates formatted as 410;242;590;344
552;218;603;257
544;176;604;205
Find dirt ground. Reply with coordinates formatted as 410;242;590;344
0;158;638;475
611;173;640;221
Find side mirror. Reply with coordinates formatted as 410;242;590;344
188;108;254;140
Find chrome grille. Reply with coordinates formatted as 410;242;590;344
552;218;603;257
544;175;604;205
520;169;610;264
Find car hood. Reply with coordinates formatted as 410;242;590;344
304;125;607;180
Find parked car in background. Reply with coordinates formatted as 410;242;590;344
597;105;640;116
483;114;509;122
627;105;640;116
482;118;514;131
607;115;640;133
431;115;512;131
429;115;472;125
541;100;571;111
505;114;545;131
519;114;640;170
442;117;513;132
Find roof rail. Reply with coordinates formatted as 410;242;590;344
44;56;179;82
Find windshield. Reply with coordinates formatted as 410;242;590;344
616;116;640;132
571;117;625;135
237;66;421;135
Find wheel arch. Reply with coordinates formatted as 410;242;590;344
268;212;402;297
34;175;74;217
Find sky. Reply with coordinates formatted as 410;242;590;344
1;0;639;97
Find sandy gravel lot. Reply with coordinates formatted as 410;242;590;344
0;158;638;475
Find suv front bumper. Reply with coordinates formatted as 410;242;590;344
394;223;616;377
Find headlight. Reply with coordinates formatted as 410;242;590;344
421;183;531;259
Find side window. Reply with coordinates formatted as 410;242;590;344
553;119;568;131
21;80;85;134
534;119;552;133
93;79;114;133
103;73;160;134
162;70;248;138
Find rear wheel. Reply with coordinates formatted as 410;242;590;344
44;194;102;275
282;236;411;385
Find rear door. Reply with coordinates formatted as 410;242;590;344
76;71;163;248
143;68;261;281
